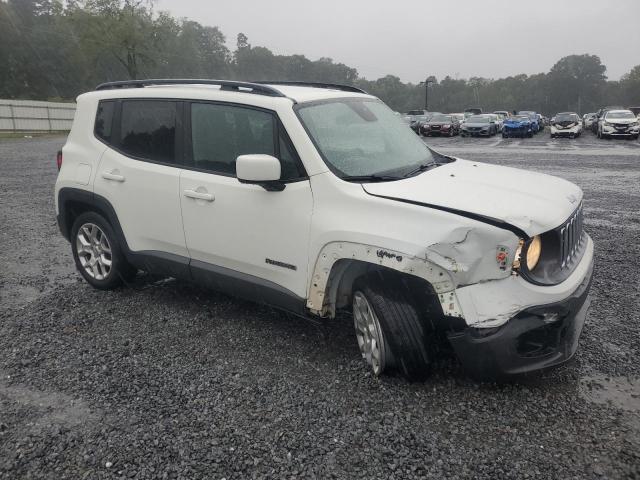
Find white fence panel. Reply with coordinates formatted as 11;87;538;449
0;99;76;132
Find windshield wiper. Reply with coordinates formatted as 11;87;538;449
341;174;401;183
401;161;437;178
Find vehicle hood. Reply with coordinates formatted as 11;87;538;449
361;159;582;236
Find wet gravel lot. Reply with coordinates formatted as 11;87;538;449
1;132;639;479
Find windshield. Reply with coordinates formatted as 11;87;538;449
555;113;578;122
606;111;635;119
430;115;452;122
511;116;529;121
406;110;424;116
297;99;437;179
467;115;489;123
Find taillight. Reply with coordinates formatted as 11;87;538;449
56;150;63;171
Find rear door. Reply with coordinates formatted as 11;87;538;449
179;101;313;300
93;99;188;260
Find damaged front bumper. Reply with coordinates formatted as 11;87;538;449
447;235;594;380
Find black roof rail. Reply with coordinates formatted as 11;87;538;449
255;81;367;94
95;79;286;97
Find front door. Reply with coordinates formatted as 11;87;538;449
180;101;312;300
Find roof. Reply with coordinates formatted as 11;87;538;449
90;80;373;105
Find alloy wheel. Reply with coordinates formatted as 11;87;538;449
76;223;113;280
353;291;387;375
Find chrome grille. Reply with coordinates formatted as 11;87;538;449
559;203;584;269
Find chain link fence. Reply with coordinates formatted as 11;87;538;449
0;99;76;132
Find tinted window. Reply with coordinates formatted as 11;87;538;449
190;103;303;180
278;131;304;180
95;100;114;143
119;100;177;163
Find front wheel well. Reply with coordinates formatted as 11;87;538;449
326;260;448;329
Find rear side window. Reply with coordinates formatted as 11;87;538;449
119;100;177;163
95;100;115;143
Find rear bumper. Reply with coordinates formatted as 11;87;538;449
448;256;593;380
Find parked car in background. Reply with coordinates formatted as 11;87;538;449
583;113;597;129
485;113;503;132
597;109;640;139
536;114;545;129
461;115;497;137
627;106;640;119
408;115;428;134
450;113;466;125
502;115;533;138
550;112;582;138
518;111;540;133
493;110;511;119
592;106;625;134
420;114;461;136
403;111;444;135
464;107;482;115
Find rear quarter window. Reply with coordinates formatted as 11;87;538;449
94;100;115;143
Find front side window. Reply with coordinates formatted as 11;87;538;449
190;103;303;180
95;100;115;143
297;99;436;179
119;100;177;163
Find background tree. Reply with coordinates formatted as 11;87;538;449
0;1;638;114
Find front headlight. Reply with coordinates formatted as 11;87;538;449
526;236;542;269
513;235;542;271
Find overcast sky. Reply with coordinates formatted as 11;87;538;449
156;0;639;83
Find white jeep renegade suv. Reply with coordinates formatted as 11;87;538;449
55;80;594;381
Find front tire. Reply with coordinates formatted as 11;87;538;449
352;273;432;381
71;212;136;289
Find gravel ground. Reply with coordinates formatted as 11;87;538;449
1;132;639;479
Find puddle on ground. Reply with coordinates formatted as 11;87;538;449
579;374;640;413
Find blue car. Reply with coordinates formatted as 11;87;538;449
517;111;540;133
502;115;533;138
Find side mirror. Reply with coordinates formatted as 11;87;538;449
236;154;285;192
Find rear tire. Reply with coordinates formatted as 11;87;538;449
71;212;137;290
352;273;432;381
